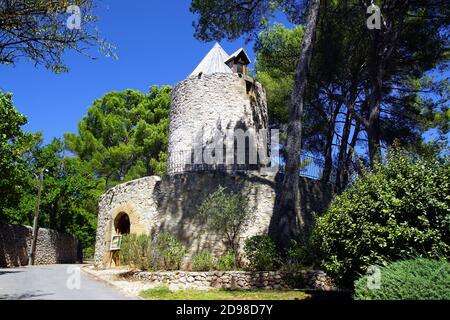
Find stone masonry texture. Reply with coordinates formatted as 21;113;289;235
126;270;337;292
94;172;335;268
0;221;82;268
95;72;335;270
167;73;268;173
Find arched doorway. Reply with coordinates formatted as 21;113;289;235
111;212;130;267
114;213;130;235
104;204;147;267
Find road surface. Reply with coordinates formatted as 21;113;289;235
0;264;130;300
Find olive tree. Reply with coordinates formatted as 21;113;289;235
198;186;254;268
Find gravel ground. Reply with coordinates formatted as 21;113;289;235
81;265;155;298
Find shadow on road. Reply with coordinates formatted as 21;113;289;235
0;291;54;300
0;270;23;276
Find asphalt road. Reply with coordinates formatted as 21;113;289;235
0;264;129;300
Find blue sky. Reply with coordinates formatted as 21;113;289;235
0;1;260;143
1;1;447;146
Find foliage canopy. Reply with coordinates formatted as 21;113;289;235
65;86;171;191
0;0;114;72
313;149;450;287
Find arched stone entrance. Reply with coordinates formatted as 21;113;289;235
114;213;131;235
102;203;148;267
110;203;147;237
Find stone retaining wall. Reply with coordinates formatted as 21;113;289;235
95;172;335;268
0;221;82;268
126;270;336;292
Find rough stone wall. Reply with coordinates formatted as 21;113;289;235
0;221;82;268
167;73;268;173
94;176;162;267
127;270;336;292
94;172;335;268
151;172;277;262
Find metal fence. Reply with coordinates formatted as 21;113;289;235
278;153;337;182
167;148;337;183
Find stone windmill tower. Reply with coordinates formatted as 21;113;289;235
167;43;269;174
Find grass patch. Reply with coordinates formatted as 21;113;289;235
140;287;310;300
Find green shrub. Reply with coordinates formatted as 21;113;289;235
281;239;316;272
83;246;95;260
154;232;187;270
119;232;187;271
244;235;280;271
199;186;254;268
312;150;450;287
217;250;236;271
119;234;154;271
354;258;450;300
191;252;215;271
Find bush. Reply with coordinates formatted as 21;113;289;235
119;233;187;271
154;232;187;270
119;234;154;271
281;239;316;272
312;150;450;287
217;251;236;271
83;246;95;260
354;258;450;300
244;235;280;271
198;186;254;267
191;252;215;271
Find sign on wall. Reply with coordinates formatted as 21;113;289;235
110;235;122;251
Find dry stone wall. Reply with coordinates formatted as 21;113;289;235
94;176;161;267
0;221;82;268
151;172;277;263
127;270;337;292
94;172;335;268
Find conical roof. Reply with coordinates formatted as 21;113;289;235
225;48;251;64
190;43;233;76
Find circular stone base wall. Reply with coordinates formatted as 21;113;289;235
94;172;335;269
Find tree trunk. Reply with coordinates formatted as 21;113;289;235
105;174;112;192
276;0;321;252
146;157;151;177
321;124;334;183
322;104;341;183
336;110;352;192
367;30;383;167
367;109;381;166
343;119;361;188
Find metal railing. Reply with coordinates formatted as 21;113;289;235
278;153;337;182
167;148;337;183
